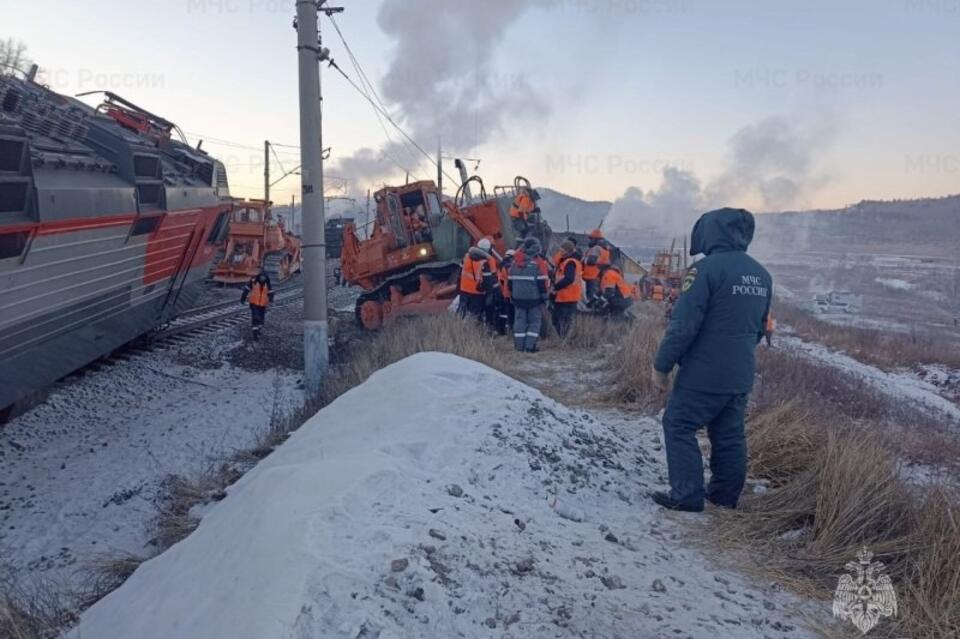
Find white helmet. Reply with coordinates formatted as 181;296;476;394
477;237;492;252
505;249;516;257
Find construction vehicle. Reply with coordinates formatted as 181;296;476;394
643;237;688;300
340;167;550;329
211;199;302;284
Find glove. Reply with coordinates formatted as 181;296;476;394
651;367;670;391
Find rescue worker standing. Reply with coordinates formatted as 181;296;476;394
496;249;516;335
240;271;275;341
651;208;773;512
509;237;550;352
551;239;582;338
583;229;611;307
458;237;497;322
508;188;539;239
599;264;635;320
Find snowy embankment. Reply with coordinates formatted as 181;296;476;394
0;351;303;593
780;334;960;425
68;353;818;639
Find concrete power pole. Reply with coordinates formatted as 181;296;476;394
295;0;340;396
264;140;270;206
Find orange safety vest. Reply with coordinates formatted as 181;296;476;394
498;264;511;299
459;253;486;295
509;192;535;220
551;249;564;269
582;244;611;280
554;256;583;303
601;269;633;299
249;282;270;307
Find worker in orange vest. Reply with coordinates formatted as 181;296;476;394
551;239;583;338
583;229;611;307
600;265;636;320
240;272;275;341
459;237;497;322
508;188;539;239
764;312;776;346
496;249;516;334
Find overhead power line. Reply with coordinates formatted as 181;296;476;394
324;15;460;187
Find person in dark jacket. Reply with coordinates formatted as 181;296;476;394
240;271;275;341
509;237;550;352
551;239;582;338
650;208;772;512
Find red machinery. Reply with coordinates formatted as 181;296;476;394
211;200;302;284
341;174;549;329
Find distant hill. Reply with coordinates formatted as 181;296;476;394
752;194;960;257
536;188;611;234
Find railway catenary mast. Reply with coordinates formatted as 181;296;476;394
295;0;340;395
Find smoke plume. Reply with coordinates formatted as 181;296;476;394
330;0;553;190
605;115;837;247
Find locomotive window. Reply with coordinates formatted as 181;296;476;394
131;216;161;236
0;231;29;260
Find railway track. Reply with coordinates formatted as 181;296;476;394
153;284;304;342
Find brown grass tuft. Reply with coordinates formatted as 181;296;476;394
601;317;668;412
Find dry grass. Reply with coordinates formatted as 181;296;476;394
0;570;75;639
776;302;960;371
716;409;960;639
599;305;668;412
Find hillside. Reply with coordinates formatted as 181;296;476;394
537;188;611;234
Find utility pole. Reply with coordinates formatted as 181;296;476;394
290;194;296;234
264;140;270;205
295;0;341;396
437;137;442;198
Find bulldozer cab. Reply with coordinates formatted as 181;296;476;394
374;181;442;249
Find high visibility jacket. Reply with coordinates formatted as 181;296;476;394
509;191;536;220
459;251;487;295
498;262;512;299
551;249;564;269
508;253;550;305
601;268;634;300
652;284;665;301
554;257;583;303
583;244;611;280
248;282;270;307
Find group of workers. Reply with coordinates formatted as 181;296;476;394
457;228;639;353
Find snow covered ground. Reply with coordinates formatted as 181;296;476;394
0;334;303;596
68;353;823;639
779;334;960;425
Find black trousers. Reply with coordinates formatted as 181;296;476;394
250;304;267;336
552;302;577;338
662;387;749;509
459;292;486;320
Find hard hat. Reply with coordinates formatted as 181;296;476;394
477;237;492;251
589;229;603;240
506;249;516;257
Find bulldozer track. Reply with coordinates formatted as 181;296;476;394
354;260;459;324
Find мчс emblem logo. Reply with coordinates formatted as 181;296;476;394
832;547;897;634
681;268;697;293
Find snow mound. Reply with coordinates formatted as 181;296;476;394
68;352;816;639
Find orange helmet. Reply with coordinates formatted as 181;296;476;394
589;229;603;239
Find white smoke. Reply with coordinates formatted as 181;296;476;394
605;115;837;249
330;0;554;190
